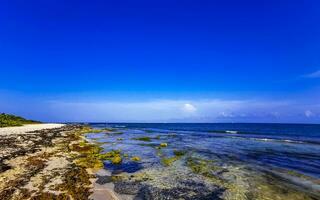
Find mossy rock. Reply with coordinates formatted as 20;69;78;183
160;143;168;147
112;156;122;164
75;156;104;170
131;156;141;162
99;150;121;160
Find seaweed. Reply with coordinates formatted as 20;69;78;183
173;150;186;157
56;164;91;200
133;137;152;142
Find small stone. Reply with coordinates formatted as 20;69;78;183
131;156;141;162
160;143;167;147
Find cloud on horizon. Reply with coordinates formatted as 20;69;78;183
0;93;319;123
303;70;320;78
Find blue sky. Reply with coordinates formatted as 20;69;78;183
0;0;320;123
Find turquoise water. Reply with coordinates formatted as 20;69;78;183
86;123;320;200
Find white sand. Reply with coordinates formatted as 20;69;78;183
0;124;65;135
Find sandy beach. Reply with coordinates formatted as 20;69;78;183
0;124;65;135
0;123;111;200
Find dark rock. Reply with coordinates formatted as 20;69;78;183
114;180;144;195
136;181;225;200
96;175;112;185
0;163;11;173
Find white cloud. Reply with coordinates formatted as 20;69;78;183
219;112;235;117
43;99;293;122
304;70;320;78
182;103;197;113
1;91;320;123
305;110;314;118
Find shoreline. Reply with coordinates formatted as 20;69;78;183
1;123;319;200
0;124;112;200
0;123;65;135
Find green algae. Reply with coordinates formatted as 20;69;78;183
90;129;104;133
247;172;319;200
185;156;227;188
131;156;141;162
161;156;180;166
173;150;186;156
94;149;125;165
138;143;158;148
100;150;121;158
186;157;221;176
111;156;122;164
67;127;112;171
161;150;186;166
101;128;116;132
133;136;152;142
133;136;162;142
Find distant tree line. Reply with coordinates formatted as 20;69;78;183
0;113;40;127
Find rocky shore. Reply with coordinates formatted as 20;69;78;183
1;124;319;200
0;124;108;200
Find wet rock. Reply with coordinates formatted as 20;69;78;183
115;177;225;200
137;181;224;200
96;175;113;185
110;155;122;165
114;180;144;195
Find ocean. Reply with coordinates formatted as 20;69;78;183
86;123;320;199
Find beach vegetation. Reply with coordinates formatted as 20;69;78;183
0;113;40;127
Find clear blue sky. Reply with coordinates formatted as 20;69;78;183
0;0;319;123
